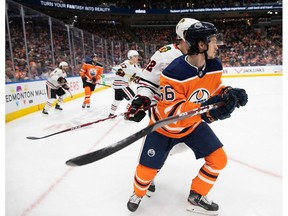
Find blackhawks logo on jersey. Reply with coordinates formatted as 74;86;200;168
159;46;171;53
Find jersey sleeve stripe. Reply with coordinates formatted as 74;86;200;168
138;77;159;88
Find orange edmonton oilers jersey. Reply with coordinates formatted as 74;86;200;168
80;62;103;81
150;55;226;139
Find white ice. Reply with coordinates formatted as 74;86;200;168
5;76;283;216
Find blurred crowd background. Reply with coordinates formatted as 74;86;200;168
5;0;282;82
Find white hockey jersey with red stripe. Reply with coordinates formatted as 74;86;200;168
112;60;140;89
46;68;67;89
137;44;184;102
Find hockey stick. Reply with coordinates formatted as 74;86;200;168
98;83;112;87
84;74;111;87
67;89;73;98
65;103;220;166
26;104;155;140
26;117;117;140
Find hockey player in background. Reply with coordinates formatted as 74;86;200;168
108;50;140;117
42;61;70;115
80;53;103;108
127;22;248;215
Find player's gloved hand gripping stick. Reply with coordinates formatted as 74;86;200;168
65;102;224;167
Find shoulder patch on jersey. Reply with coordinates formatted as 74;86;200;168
159;45;172;53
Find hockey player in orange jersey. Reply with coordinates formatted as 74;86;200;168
125;17;200;196
127;22;248;215
80;53;103;108
126;18;199;123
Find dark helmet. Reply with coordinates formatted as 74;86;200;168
185;22;218;55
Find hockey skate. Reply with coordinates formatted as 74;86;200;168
82;103;90;108
186;190;219;215
55;104;63;110
42;109;48;115
127;192;142;212
146;180;156;198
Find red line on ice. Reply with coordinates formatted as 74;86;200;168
21;118;122;216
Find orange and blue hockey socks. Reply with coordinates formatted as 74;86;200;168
191;147;227;196
84;86;92;104
133;164;158;197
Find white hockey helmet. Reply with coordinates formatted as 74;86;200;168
59;61;68;68
127;50;139;59
176;18;200;41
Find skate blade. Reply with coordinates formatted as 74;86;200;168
146;190;153;198
186;204;218;216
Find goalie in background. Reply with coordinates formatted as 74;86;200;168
127;22;248;214
80;53;104;108
108;50;140;117
42;61;70;115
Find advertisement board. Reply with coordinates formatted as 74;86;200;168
5;68;281;122
5;77;82;114
222;65;282;77
13;0;282;14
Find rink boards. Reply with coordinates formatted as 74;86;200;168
5;65;282;122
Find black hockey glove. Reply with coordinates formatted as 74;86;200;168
57;77;67;85
129;73;140;83
62;83;70;90
133;76;140;84
201;93;238;123
81;77;87;88
126;95;151;122
131;75;140;84
91;77;96;83
116;69;125;77
222;87;248;107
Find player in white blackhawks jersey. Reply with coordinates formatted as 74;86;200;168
42;61;70;115
125;18;199;122
108;50;141;117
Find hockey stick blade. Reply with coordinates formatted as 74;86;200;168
26;104;156;140
65;103;219;166
26;116;118;140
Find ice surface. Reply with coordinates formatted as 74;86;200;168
5;76;283;216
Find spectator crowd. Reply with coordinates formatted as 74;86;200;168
6;0;282;82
